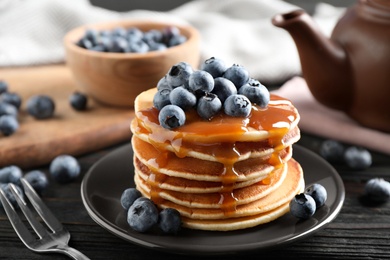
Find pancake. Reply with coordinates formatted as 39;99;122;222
135;158;304;220
134;159;288;208
132;135;292;182
134;157;270;193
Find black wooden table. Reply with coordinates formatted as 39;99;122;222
1;131;390;260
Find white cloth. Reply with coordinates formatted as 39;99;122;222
0;0;345;84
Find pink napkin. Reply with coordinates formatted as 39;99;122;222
272;76;390;155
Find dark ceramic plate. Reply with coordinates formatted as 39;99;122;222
80;143;345;255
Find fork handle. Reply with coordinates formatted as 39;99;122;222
55;245;90;260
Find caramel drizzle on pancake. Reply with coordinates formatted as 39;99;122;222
132;94;298;215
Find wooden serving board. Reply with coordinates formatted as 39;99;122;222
0;65;134;169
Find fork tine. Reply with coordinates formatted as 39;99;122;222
9;184;49;239
20;178;63;233
0;186;37;247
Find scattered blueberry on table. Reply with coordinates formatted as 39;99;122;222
69;91;88;111
24;170;49;194
364;178;390;203
0;115;19;136
49;155;81;184
0;183;24;208
26;94;55;119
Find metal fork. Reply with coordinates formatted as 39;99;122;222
0;178;90;260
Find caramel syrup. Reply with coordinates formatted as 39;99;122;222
134;94;297;215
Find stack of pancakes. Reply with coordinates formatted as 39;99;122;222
130;88;304;231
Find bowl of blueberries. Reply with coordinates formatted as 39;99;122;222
64;19;200;107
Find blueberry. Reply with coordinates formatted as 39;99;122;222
223;94;252;117
110;37;128;53
200;57;228;78
169;86;197;111
162;26;181;44
290;193;316;219
0;102;18;117
211;77;237;104
344;146;372;170
168;34;187;47
188;70;214;93
364;178;390;202
83;29;100;46
148;41;167;51
111;27;128;38
0;183;24;209
49;155;80;184
0;115;19;136
319;139;345;164
127;197;159;232
238;79;270;108
0;92;22;110
0;165;23;184
223;64;249;89
305;183;327;208
69;91;88;111
0;80;8;94
24;170;49;194
158;105;186;130
126;27;144;41
197;93;222;120
156;76;171;91
153;89;171;110
26;95;55;119
166;62;193;89
127;39;149;53
120;188;142;210
143;29;163;43
158;208;182;234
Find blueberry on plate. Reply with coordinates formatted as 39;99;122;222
197;93;222;120
158;104;186;130
69;91;88;111
305;183;327;208
24;170;49;194
0;115;19;136
127;197;159;232
211;77;237;104
188;70;214;93
200;57;228;78
158;208;182;234
0;183;24;208
49;155;80;184
344;146;372;170
166;62;193;89
223;94;252;117
223;64;249;89
364;178;390;202
0;165;23;184
153;89;171;110
238;79;270;108
169;86;197;111
26;95;55;119
120;188;142;210
319;139;345;164
290;193;316;219
0;92;22;110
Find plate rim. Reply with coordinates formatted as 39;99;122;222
80;143;345;255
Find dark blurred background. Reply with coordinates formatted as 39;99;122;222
90;0;356;13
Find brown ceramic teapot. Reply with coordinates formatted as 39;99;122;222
272;0;390;132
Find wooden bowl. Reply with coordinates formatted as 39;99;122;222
64;20;200;107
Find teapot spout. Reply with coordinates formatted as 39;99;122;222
272;10;353;111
